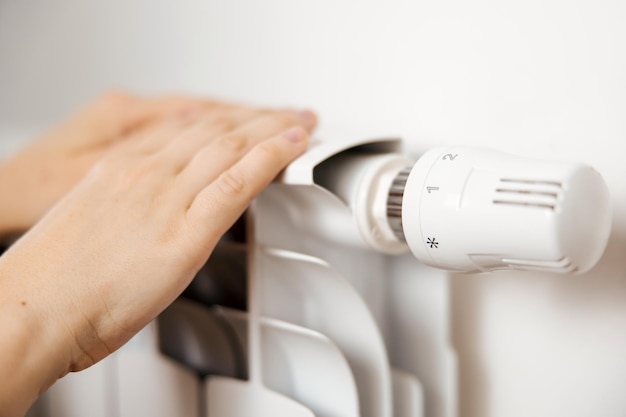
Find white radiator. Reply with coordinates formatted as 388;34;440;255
30;134;610;417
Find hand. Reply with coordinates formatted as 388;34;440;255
0;100;317;416
0;92;214;235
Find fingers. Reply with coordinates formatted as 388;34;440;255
71;92;153;141
128;106;268;156
103;93;248;132
60;94;318;252
58;92;227;151
185;126;309;242
169;110;316;193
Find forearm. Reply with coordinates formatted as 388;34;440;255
0;251;71;417
0;312;56;417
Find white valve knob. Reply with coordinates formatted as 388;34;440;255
396;146;612;273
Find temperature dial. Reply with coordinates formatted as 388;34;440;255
393;147;611;273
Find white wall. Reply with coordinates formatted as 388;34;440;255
1;1;625;416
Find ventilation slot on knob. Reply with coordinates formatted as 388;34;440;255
493;178;563;211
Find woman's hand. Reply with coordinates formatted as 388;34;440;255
0;98;317;416
0;92;214;235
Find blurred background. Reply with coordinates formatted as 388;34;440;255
1;1;625;416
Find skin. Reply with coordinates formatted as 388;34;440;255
0;93;317;416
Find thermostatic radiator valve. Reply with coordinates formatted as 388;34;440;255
331;146;611;274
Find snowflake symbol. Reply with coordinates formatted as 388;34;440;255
426;237;439;248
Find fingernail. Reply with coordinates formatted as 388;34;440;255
297;110;317;129
283;127;306;143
